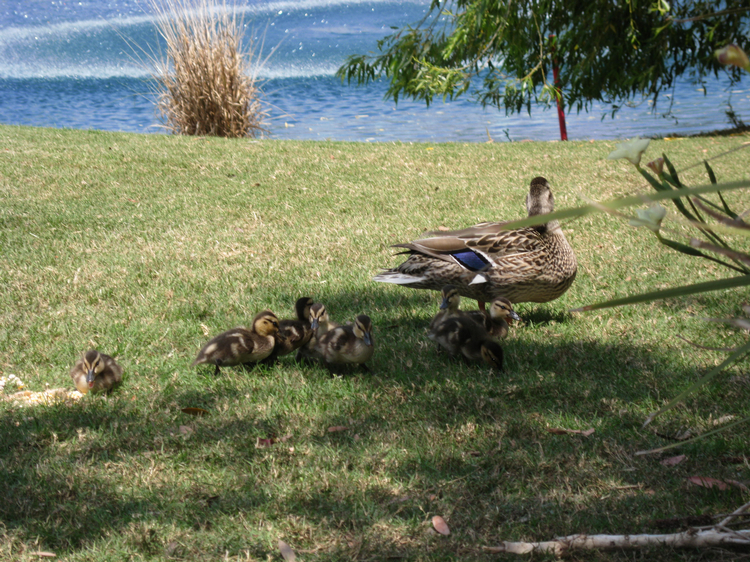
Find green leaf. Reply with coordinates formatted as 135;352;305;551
662;154;682;187
704;160;717;185
657;236;706;257
569;275;750;313
718;191;739;220
638;167;667;192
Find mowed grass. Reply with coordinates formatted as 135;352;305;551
1;124;749;561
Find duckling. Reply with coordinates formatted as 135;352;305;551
192;310;280;375
313;314;374;372
263;297;314;363
296;302;339;362
466;296;521;340
429;316;504;370
69;350;123;394
480;339;505;370
309;302;338;334
429;285;463;332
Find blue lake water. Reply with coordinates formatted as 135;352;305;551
1;0;748;142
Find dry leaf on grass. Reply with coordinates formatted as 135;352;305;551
29;553;56;558
687;476;748;491
327;426;348;433
432;515;450;536
547;427;595;437
278;539;296;561
688;476;728;490
181;407;208;416
661;455;687;467
179;425;193;436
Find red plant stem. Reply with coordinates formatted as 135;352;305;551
549;35;568;141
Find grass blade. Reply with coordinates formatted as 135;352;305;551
570;275;750;313
636;414;750;455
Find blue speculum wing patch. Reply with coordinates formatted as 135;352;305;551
451;250;490;271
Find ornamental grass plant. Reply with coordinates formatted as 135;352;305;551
151;0;267;138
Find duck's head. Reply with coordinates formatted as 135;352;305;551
253;310;280;337
353;315;373;346
294;297;314;322
309;303;329;330
480;340;504;370
488;297;521;323
82;350;104;388
439;285;461;311
526;177;554;217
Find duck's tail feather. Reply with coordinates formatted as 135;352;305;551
372;271;426;284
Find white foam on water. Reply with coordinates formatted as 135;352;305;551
0;0;425;46
0;0;419;80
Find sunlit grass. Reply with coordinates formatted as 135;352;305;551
0;125;749;560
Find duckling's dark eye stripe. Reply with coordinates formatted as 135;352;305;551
451;250;490;271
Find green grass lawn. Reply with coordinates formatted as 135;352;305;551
1;125;749;561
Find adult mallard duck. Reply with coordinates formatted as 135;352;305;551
373;177;577;307
70;350;123;394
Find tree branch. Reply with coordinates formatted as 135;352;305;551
484;529;750;556
670;7;750;24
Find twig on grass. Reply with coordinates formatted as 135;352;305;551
484;528;750;556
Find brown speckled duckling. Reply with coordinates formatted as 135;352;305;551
264;297;315;363
314;314;374;372
429;315;504;370
466;296;520;340
297;302;339;362
429;285;463;332
193;310;280;375
70;350;123;394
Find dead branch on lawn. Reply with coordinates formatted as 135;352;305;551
484;528;750;556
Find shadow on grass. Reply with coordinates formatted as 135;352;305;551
1;288;747;559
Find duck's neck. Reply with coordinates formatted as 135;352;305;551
545;220;562;235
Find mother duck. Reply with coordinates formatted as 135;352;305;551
373;177;577;307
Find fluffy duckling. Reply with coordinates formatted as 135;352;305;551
296;302;339;362
480;339;505;370
429;316;504;370
466;296;521;340
314;314;374;372
69;350;123;394
193;310;280;375
264;297;315;363
309;302;338;334
429;285;463;332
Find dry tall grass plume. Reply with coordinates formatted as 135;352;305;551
151;0;267;138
